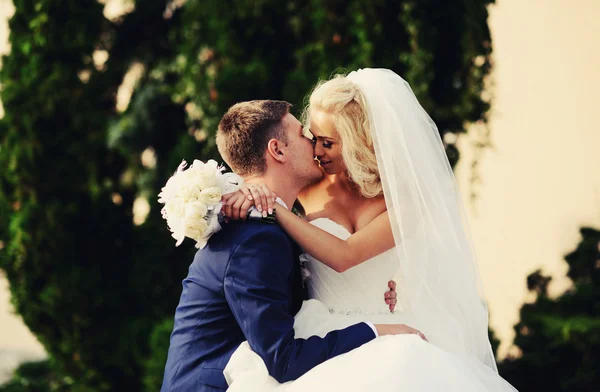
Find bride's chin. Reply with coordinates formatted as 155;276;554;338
323;167;343;176
318;163;336;174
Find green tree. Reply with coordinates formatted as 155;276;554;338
499;228;600;391
0;0;495;390
0;361;69;392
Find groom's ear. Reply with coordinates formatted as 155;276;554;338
266;138;287;163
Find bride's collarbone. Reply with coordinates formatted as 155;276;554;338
300;180;386;232
305;210;355;235
304;198;386;235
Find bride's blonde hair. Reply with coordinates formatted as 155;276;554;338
303;75;382;198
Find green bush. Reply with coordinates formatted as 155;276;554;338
142;318;174;392
499;228;600;391
0;361;69;392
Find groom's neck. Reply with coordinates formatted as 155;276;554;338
244;174;299;211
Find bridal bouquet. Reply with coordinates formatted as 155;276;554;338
158;159;243;249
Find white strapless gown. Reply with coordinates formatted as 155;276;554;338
224;218;517;391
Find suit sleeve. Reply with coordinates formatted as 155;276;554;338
224;228;375;383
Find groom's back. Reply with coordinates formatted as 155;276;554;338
161;222;299;392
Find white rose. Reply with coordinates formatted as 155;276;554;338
162;197;186;246
185;200;208;222
184;218;209;241
203;159;219;173
165;197;185;220
171;226;185;246
198;171;217;189
199;186;222;206
167;216;186;247
158;174;182;203
179;180;203;202
191;159;205;171
190;159;217;189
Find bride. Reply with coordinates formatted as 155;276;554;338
221;68;517;391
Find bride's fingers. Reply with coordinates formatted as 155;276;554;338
247;186;266;213
231;194;247;221
222;195;237;218
259;184;276;215
221;193;234;203
239;198;255;221
388;280;396;291
238;183;253;200
385;282;397;312
222;203;232;220
222;193;241;216
387;298;396;312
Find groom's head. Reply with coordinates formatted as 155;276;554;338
217;100;321;187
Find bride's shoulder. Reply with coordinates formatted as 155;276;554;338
359;194;386;212
355;195;387;231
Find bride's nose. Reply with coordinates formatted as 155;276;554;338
314;143;325;157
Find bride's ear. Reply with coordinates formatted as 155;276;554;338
266;139;286;163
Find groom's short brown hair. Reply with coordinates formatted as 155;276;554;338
216;100;292;176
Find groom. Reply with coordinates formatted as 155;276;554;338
161;100;410;392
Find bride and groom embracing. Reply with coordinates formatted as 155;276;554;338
160;69;518;392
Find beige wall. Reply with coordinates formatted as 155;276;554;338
455;0;600;357
0;0;599;379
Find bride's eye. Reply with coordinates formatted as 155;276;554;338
322;141;333;148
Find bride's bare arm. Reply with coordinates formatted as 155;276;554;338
222;185;395;273
275;206;395;273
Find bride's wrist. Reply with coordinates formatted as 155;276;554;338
246;207;277;223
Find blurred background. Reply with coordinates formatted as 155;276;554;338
0;0;598;391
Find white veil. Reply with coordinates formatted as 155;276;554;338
346;69;498;371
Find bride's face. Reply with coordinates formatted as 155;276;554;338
309;110;345;175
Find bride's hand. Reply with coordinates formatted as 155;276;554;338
384;280;397;312
221;183;277;221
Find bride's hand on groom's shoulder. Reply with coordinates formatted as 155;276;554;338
374;324;428;342
221;183;277;221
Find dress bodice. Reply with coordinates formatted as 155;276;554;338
304;218;399;317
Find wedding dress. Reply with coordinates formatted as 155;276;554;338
223;218;517;392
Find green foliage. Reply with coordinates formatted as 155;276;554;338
0;0;495;390
142;318;174;392
488;327;501;357
499;228;600;391
0;360;69;392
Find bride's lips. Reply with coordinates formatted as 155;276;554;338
319;160;331;166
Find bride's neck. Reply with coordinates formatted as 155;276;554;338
325;171;360;196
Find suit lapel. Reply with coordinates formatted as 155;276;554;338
288;239;307;313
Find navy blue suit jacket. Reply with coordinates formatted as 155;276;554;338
160;221;375;391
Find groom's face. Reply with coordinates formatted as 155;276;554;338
280;113;322;186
